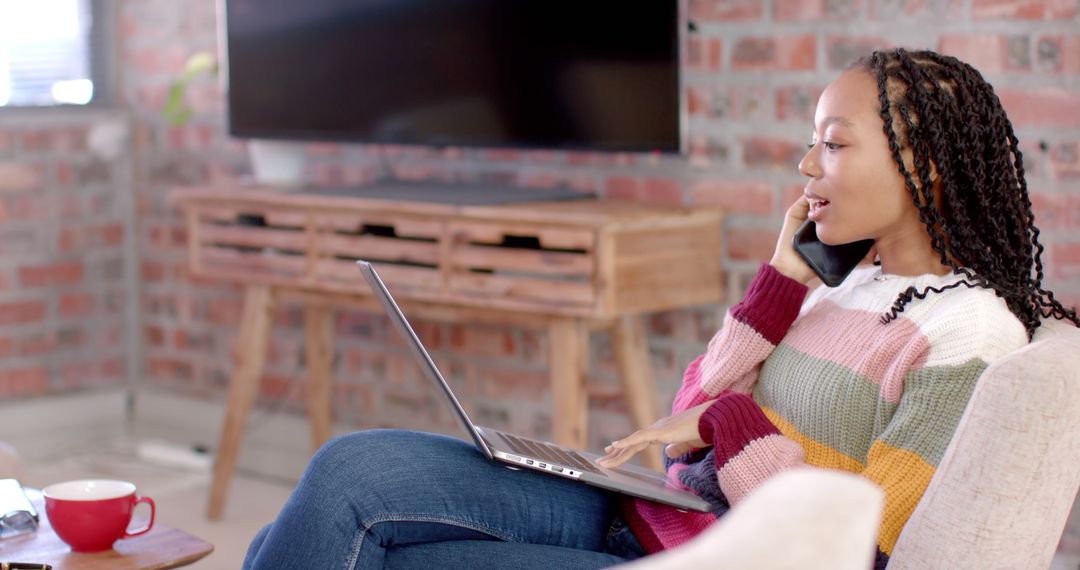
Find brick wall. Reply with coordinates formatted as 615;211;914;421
0;110;134;401
119;0;1080;529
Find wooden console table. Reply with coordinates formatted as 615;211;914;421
172;185;723;519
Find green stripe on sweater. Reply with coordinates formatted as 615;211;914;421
755;344;986;467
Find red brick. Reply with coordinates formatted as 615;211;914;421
1052;242;1080;279
480;367;550;400
782;184;808;209
868;0;964;19
1036;35;1080;74
1047;142;1080;179
0;367;48;397
973;0;1078;20
642;178;684;205
0;162;46;192
732;35;816;71
688;181;775;215
774;0;861;20
743;137;806;170
1028;192;1080;229
20;128;88;153
59;293;95;318
690;0;764;21
18;261;84;287
604;176;639;200
449;325;516;358
728;228;779;261
687;37;724;72
0;131;12;154
95;224;125;247
141;260;166;282
776;85;823;122
939;34;1031;73
825;36;893;70
145;325;166;348
998;88;1080;128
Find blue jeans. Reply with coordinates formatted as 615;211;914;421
242;429;647;569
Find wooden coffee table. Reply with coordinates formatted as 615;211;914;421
0;490;213;569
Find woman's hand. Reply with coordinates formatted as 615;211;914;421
596;401;714;469
770;196;817;285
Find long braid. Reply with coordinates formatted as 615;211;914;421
852;48;1079;338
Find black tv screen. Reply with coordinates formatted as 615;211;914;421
224;0;683;153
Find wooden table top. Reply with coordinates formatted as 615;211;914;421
0;490;213;570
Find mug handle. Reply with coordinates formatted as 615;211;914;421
123;495;156;538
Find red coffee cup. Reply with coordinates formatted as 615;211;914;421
42;479;155;552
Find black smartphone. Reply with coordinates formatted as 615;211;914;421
792;220;875;287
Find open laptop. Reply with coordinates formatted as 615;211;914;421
357;260;713;512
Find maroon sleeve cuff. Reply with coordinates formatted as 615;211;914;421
698;392;782;469
729;263;809;345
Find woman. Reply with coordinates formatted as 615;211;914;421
242;48;1079;569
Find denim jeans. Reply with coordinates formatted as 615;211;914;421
242;429;647;569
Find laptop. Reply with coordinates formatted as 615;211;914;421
357;260;713;513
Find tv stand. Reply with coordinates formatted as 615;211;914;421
172;183;724;519
304;180;596;206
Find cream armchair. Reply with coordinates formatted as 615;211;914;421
621;319;1080;569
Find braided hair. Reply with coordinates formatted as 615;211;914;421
849;48;1079;339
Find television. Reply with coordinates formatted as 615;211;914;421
223;0;683;154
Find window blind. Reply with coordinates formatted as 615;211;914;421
0;0;110;107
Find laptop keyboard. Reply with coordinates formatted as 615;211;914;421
499;433;603;475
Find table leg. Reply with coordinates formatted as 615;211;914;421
549;318;588;450
304;306;334;453
207;285;276;520
611;315;664;472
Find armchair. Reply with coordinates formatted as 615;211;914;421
621;319;1080;569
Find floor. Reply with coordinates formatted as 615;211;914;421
18;436;293;570
16;436;1080;570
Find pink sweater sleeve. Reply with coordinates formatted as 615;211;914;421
671;263;808;413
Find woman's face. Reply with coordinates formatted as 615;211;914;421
799;70;923;246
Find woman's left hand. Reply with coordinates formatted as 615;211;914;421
596;401;714;469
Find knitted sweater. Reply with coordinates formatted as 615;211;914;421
624;262;1028;567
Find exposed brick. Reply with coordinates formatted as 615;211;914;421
825;36;893;70
0;301;45;326
1052;242;1080;279
997;88;1080;128
775;0;862;20
939;34;1031;73
0;162;46;192
449;325;516;359
728;227;779;261
141;260;166;282
604;176;639;201
688;181;775;215
59;293;96;318
480;367;549;400
20;128;88;153
742;137;806;170
732;35;816;71
973;0;1078;20
869;0;964;20
689;0;765;21
687;37;724;72
642;177;685;205
1037;36;1080;74
0;368;48;397
1047;141;1080;179
776;85;823;122
687;135;731;167
18;261;84;287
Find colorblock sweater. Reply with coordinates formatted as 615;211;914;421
624;263;1027;568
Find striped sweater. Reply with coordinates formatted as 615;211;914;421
624;262;1028;567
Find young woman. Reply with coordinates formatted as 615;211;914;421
242;48;1080;569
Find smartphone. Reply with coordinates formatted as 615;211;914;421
792;220;875;287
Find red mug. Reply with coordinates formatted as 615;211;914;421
42;479;155;553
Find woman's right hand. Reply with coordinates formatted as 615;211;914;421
769;196;816;285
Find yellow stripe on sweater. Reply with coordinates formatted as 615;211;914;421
863;440;935;555
761;406;864;472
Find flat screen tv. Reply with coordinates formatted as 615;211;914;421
223;0;683;153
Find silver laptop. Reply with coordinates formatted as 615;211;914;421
357;260;713;513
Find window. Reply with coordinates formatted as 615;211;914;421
0;0;110;107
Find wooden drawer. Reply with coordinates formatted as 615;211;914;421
193;207;309;281
310;213;442;295
446;221;596;308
